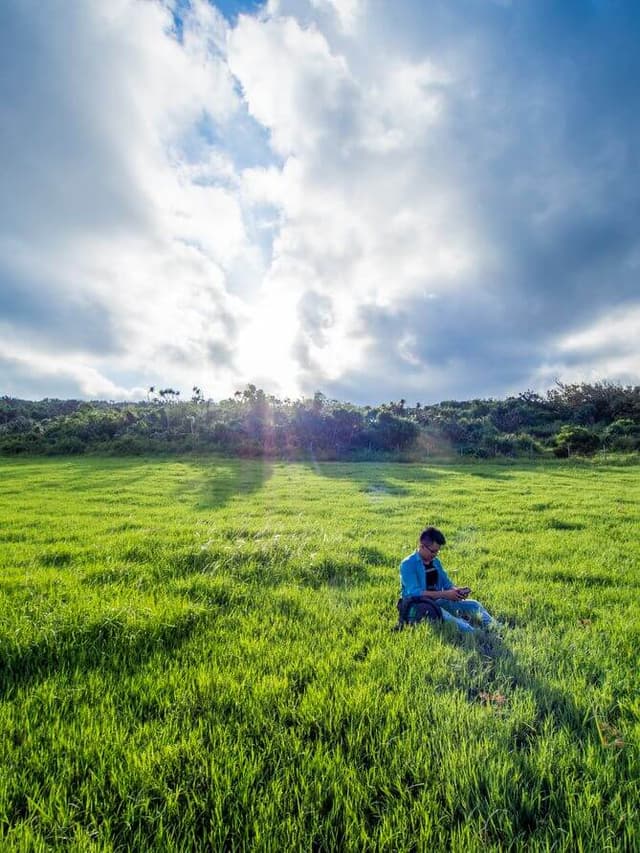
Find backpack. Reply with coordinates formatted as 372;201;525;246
395;596;443;630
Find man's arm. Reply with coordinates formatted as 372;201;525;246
419;588;468;602
400;554;470;601
400;555;423;598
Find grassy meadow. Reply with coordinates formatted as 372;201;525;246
0;455;638;851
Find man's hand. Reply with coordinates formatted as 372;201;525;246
440;588;470;601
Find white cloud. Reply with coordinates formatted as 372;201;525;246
228;14;358;158
309;0;364;32
0;343;140;401
225;5;488;394
548;306;640;385
558;307;640;357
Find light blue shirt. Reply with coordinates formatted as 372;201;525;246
399;550;454;599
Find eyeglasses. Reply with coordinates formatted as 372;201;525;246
420;542;440;557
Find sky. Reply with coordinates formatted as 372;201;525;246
1;0;639;405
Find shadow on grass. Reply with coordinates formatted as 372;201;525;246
396;611;582;734
42;458;157;493
545;517;585;531
180;458;273;510
0;610;205;700
460;630;583;734
301;457;588;491
298;556;371;588
21;457;274;512
546;570;613;588
462;468;515;480
302;459;449;497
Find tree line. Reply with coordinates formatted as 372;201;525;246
1;381;639;460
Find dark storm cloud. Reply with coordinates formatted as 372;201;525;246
0;0;157;379
308;293;541;406
0;354;89;400
206;306;239;367
0;267;121;354
291;291;335;373
297;0;640;402
207;340;236;366
297;291;334;346
0;2;152;245
462;4;639;287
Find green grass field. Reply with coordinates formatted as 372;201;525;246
1;456;638;851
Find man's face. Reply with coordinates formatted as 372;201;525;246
419;540;441;562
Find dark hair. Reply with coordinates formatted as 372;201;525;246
419;526;446;546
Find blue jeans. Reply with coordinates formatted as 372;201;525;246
436;598;493;633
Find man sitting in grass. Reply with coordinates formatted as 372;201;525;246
399;526;496;633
